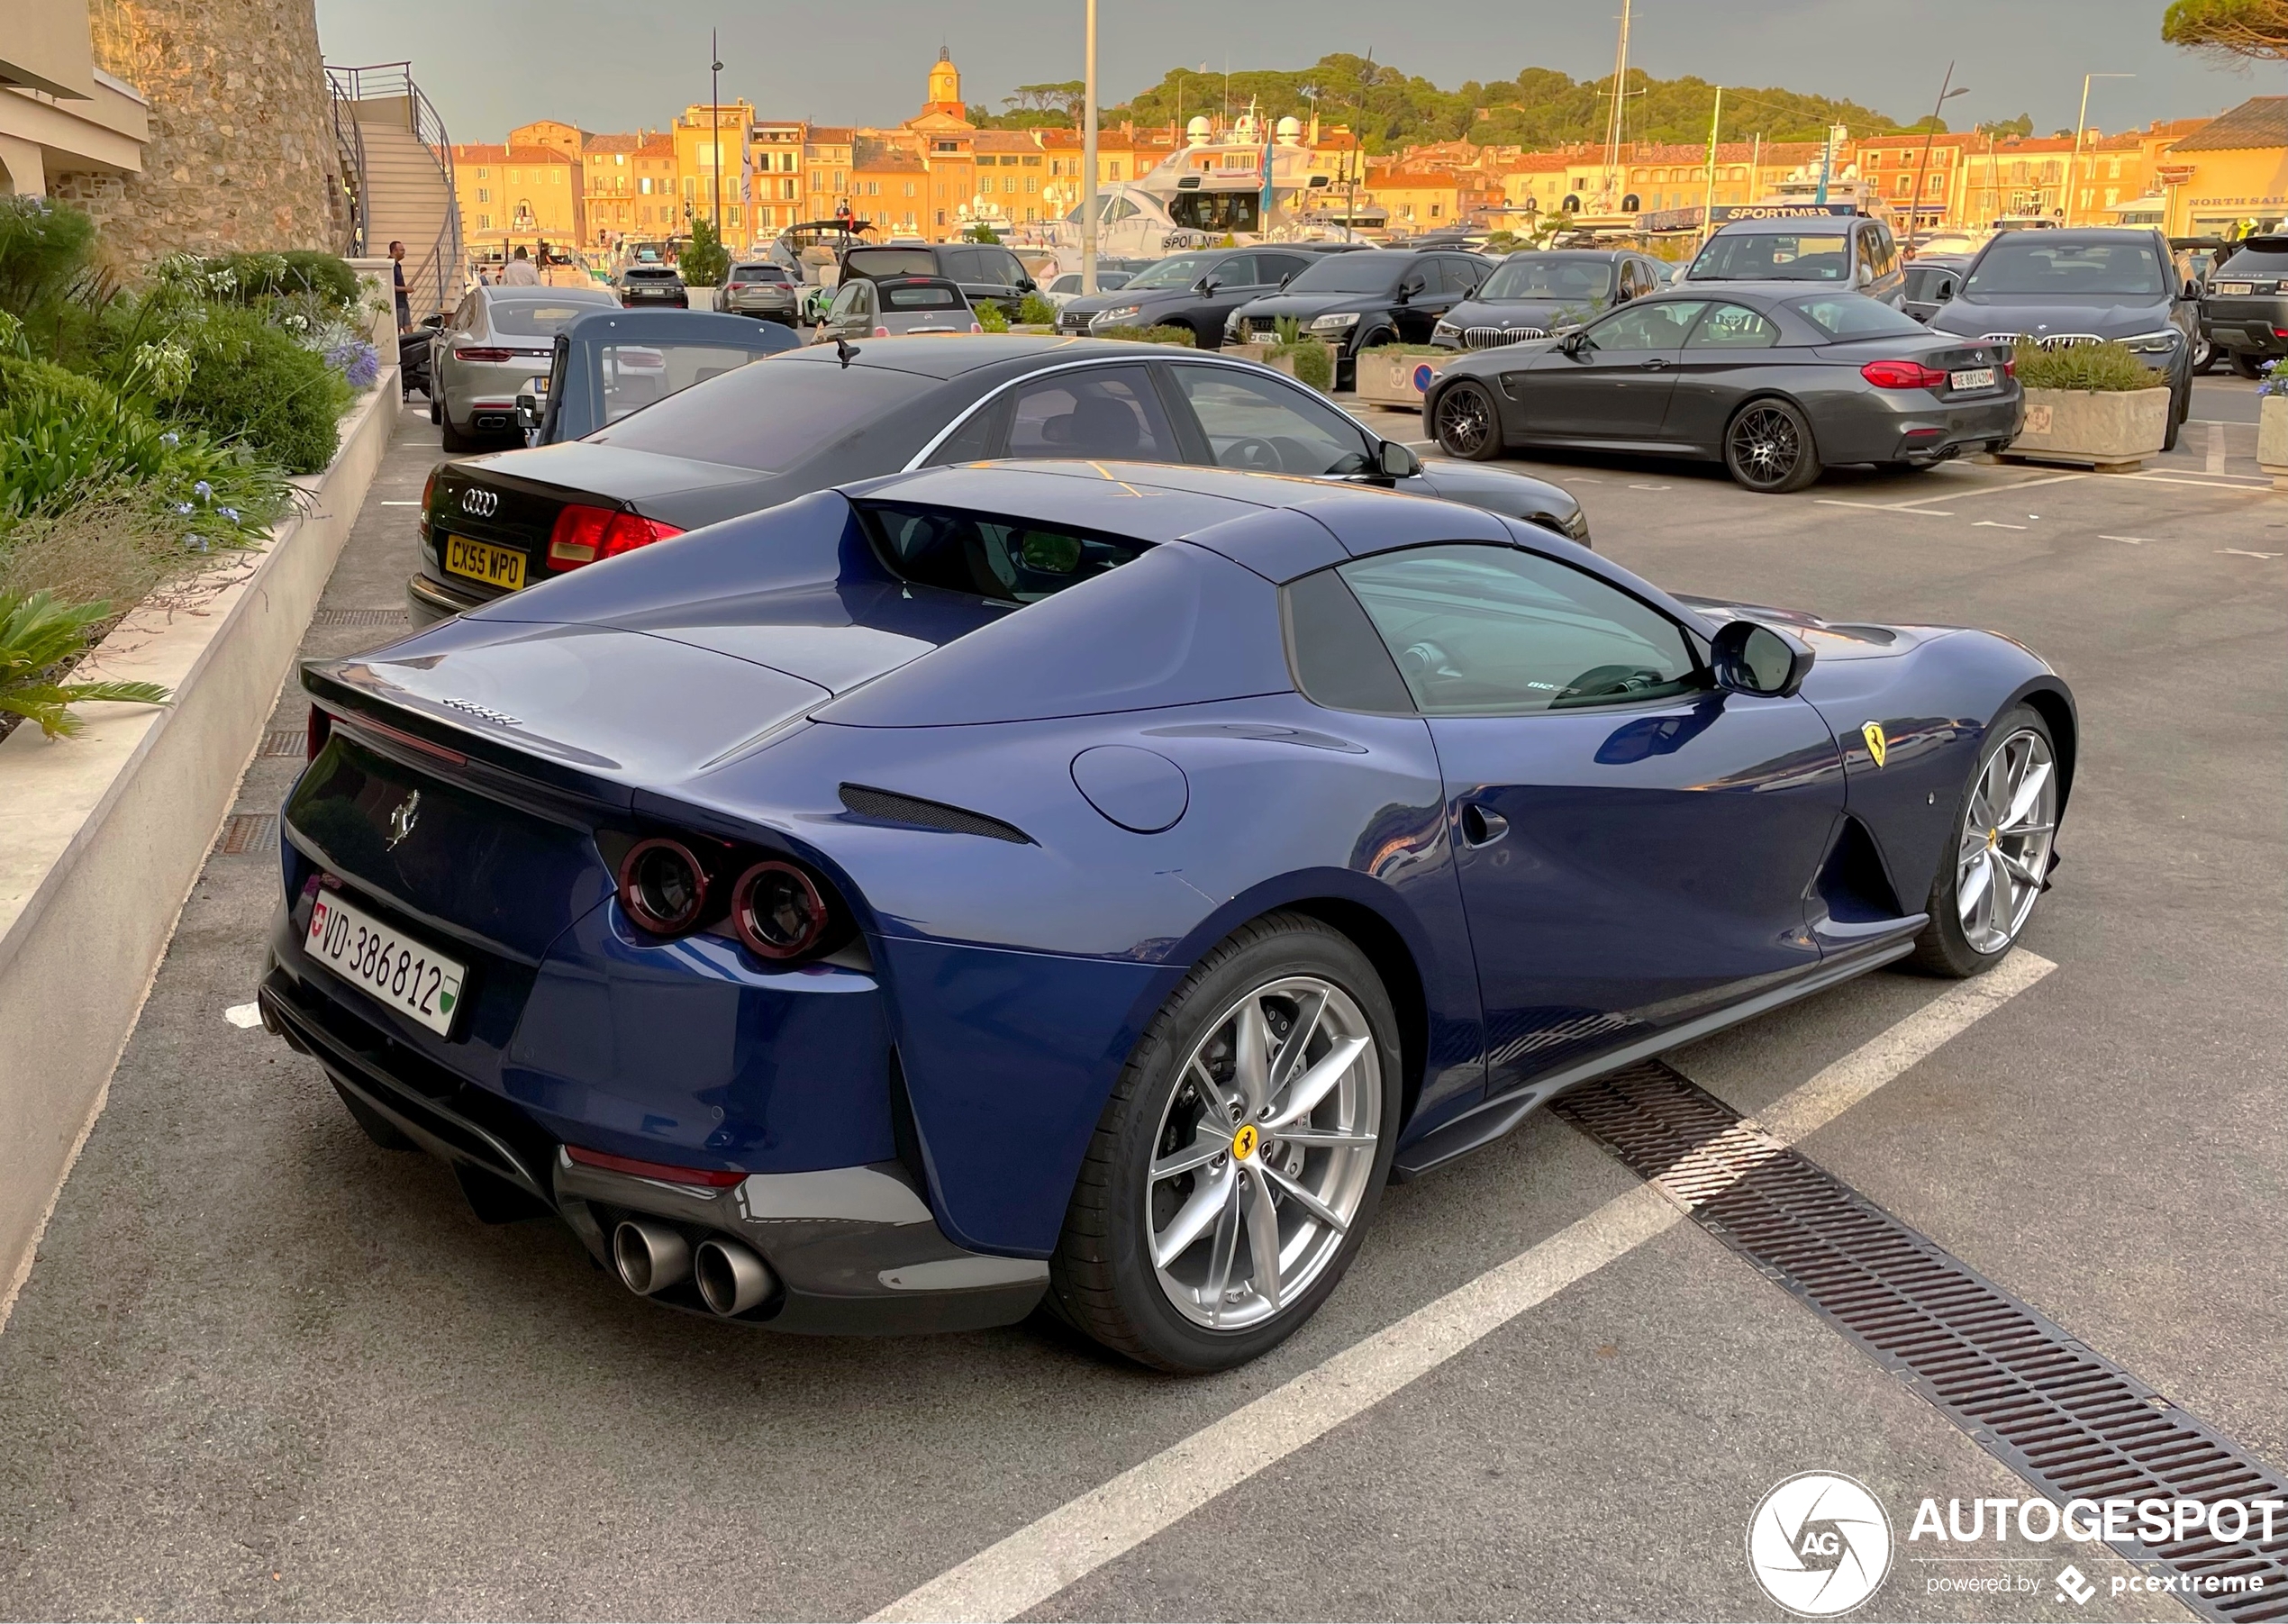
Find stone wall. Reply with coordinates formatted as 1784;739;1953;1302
55;0;342;268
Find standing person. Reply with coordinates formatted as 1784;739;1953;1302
501;246;541;286
388;240;411;331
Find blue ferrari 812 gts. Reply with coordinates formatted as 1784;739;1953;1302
259;461;2074;1371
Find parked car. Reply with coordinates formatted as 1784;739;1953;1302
1925;227;2196;447
403;336;1588;625
617;263;688;308
274;459;2077;1369
1901;255;1971;324
1058;245;1358;346
811;275;982;342
429;283;620;451
512;309;802;449
720;261;804;324
1044;268;1134;309
1425;287;2021;493
839;241;1037;321
1430;249;1669;350
1684;214;1908;308
1225;248;1494;386
2196;234;2288;377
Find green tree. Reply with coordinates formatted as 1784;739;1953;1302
963;222;1003;244
680;216;731;287
2163;0;2288;60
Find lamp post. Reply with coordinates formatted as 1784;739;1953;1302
1081;0;1098;293
710;32;724;243
2064;72;2131;227
1911;66;1969;245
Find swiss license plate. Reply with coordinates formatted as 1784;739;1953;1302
304;890;467;1036
443;533;525;590
1950;367;1997;392
2216;281;2253;295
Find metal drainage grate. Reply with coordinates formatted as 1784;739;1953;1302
309;607;409;628
216;812;277;856
1556;1062;2288;1623
258;729;304;758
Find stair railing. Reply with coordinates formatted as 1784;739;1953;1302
324;60;463;322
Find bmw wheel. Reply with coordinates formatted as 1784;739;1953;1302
1433;380;1505;461
1049;913;1400;1372
1724;398;1822;493
1911;705;2060;978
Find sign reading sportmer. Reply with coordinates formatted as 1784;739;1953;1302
1748;1473;1894;1616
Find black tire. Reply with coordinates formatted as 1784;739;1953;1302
331;1079;416;1150
1724;397;1822;493
429;391;441;424
439;414;477;453
1047;912;1402;1373
1432;379;1505;461
1909;704;2059;978
2229;349;2265;379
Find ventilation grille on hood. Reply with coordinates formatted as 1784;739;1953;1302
839;784;1032;844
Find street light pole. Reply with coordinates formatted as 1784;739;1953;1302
1911;65;1969;242
1081;0;1099;293
2064;72;2132;227
711;32;724;245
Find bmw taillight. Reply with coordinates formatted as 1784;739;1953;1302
2002;355;2017;377
617;839;709;934
306;707;332;760
547;504;685;568
1860;358;1951;390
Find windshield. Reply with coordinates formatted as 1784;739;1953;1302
590;356;921;463
489;300;598;337
1789;295;1928;340
1285;254;1408;295
2220;242;2288;272
1480;257;1614;299
1122;253;1219;290
1966;237;2167;296
863;503;1149;603
845;248;938;278
1691;231;1851;282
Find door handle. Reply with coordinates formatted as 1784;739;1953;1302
1460;803;1509;848
1639;358;1670;370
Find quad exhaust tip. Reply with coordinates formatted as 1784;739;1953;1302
612;1219;691;1296
694;1237;776;1318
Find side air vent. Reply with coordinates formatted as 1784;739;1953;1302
839;784;1033;845
1814;815;1906;922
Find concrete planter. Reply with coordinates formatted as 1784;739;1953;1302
0;375;398;1322
1355;349;1451;407
2257;394;2288;486
2004;386;2170;469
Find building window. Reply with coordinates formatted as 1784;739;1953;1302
477;188;490;203
904;180;916;197
478;213;492;230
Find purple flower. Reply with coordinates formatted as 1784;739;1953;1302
219;506;241;522
193;480;213;501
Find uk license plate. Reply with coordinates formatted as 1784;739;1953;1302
443;533;525;590
2216;281;2253;295
1950;367;1997;392
304;890;467;1036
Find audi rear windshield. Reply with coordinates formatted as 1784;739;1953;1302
586;356;923;469
1966;238;2167;296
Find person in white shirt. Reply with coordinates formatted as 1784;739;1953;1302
500;247;541;286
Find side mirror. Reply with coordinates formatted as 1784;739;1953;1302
1396;278;1421;303
1191;277;1213;295
1711;620;1813;698
1018;277;1038;293
2184;277;2202;301
1378;440;1421;480
1559;330;1589;356
1279;272;1294;289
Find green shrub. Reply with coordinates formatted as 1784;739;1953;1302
1093;323;1196;346
963;222;1003;244
1017;292;1058;325
0;588;169;740
974;301;1010;331
679;218;731;287
188;249;361;313
2010;337;2155;393
170;305;350;473
1361;341;1447;356
0;196;98;321
1277;339;1334;393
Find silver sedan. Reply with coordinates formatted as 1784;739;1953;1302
431;284;618;450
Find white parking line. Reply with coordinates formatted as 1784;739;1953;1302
2208;422;2228;475
2099;535;2151;546
869;952;2058;1624
1974;521;2028;531
1812;500;1955;517
2121;472;2276;492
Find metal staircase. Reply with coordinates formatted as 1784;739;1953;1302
324;62;462;323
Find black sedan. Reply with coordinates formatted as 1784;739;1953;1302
1430;249;1670;350
1424;288;2020;494
616;264;688;308
407;335;1590;624
1056;244;1358;348
1225;249;1493;386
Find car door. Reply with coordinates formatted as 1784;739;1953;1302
1521;297;1708;443
1385;260;1440;343
1330;543;1844;1089
1658;300;1785;453
1162;360;1377;476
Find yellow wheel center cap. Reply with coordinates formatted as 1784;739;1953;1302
1987;828;1999;848
1232;1123;1259;1162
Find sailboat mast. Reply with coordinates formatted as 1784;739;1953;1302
1602;0;1632;206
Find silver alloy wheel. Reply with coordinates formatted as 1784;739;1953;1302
1146;975;1382;1330
1730;404;1801;485
1435;385;1493;456
1957;727;2058;954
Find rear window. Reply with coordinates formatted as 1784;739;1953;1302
730;264;788;283
861;503;1149;603
589;357;922;467
624;267;680;282
489;300;595;337
846;248;939;278
1966;237;2167;296
1285;253;1411;295
885;282;962;309
1691;231;1851;282
1788;295;1927;340
594;343;772;423
2214;240;2288;272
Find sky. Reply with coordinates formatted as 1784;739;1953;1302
314;0;2282;145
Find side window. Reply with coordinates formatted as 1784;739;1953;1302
991;249;1028;286
1875;224;1898;277
1933;269;1958;301
1258;252;1310;286
1338;544;1700;714
1283;568;1415;714
937;247;978;282
1209;254;1257;289
919;395;1009;466
1587;299;1709;349
1617;261;1644;298
1684;302;1781;348
1167;364;1374;476
1003;364;1180;460
827;281;866;321
863;502;1150;603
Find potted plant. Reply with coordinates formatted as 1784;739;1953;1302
1251;317;1333;393
2253;364;2288;485
2003;337;2172;469
1356;343;1451;407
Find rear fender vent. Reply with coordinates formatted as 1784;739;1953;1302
839;784;1032;844
1813;815;1906;923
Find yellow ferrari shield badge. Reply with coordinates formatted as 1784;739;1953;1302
1862;721;1889;768
1231;1123;1259;1162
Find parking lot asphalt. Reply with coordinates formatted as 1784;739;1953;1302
0;386;2280;1621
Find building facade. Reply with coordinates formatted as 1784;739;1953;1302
449;141;578;252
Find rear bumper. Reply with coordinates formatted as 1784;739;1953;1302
258;957;1048;1336
1821;391;2024;466
407;567;491;626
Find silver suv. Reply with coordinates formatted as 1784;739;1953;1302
722;262;802;325
1684;214;1907;308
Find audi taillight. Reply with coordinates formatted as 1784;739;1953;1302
306;707;332;760
455;346;515;362
617;839;708;934
421;468;437;513
547;504;685;568
1860;358;1950;390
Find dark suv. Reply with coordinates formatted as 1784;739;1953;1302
840;242;1036;320
1224;248;1493;386
2200;236;2288;377
1056;244;1357;348
1926;226;2197;448
1685;214;1907;308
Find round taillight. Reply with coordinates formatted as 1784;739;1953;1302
618;839;707;934
732;861;829;961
